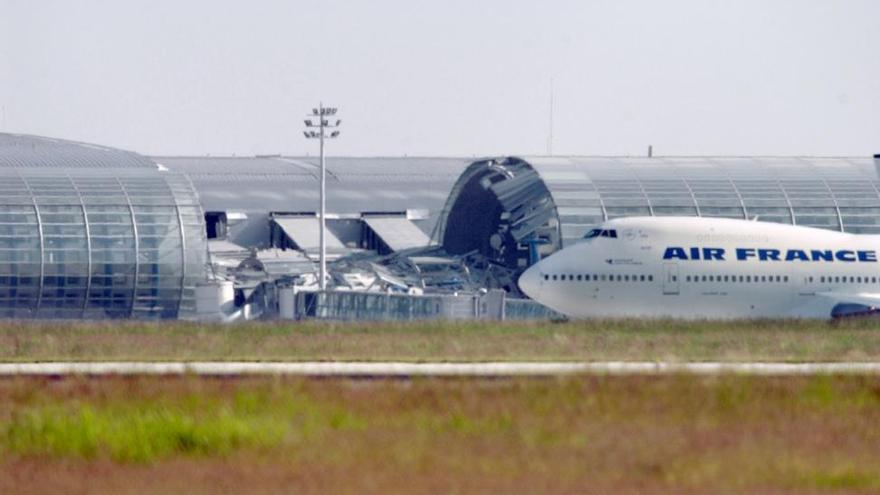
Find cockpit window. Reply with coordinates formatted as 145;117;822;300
584;229;617;239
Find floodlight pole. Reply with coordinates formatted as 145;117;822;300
318;103;326;291
304;103;341;291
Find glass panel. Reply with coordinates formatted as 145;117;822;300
795;216;840;227
699;207;745;218
652;206;698;216
842;217;880;226
845;226;880;234
605;207;651;218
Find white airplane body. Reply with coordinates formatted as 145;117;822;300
518;216;880;319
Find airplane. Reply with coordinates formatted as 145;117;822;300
517;216;880;319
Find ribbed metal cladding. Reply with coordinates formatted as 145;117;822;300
0;134;207;319
0;133;157;169
439;155;880;279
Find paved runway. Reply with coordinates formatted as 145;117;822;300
2;361;880;376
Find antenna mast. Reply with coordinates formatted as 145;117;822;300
547;78;554;156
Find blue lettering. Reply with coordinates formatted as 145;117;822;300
785;249;810;261
758;249;781;261
703;247;725;260
858;250;877;262
836;250;856;262
736;248;756;261
663;247;688;260
664;247;875;262
810;250;833;262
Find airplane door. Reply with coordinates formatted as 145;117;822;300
663;263;679;295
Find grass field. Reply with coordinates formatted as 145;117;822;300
1;375;879;494
0;318;879;362
3;319;880;493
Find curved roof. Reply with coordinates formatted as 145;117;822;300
156;156;469;212
155;156;472;247
0;133;157;169
519;156;880;245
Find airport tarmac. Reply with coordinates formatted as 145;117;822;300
2;361;880;376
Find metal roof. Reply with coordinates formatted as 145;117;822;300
156;156;472;248
363;217;431;252
519;156;878;179
273;217;346;250
0;133;156;169
156;157;469;214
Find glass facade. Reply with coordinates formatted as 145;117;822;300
0;169;207;319
525;157;880;247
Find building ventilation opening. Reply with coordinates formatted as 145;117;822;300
434;157;560;295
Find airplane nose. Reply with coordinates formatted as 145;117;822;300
518;264;542;300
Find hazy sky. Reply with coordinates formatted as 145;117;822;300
1;0;878;157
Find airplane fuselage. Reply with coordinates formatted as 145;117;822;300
517;217;880;319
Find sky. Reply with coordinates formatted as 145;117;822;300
1;0;878;157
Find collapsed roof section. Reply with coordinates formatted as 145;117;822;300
434;157;560;279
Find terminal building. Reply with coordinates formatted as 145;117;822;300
2;132;879;320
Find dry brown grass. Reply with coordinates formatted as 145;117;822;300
1;318;879;362
1;375;879;494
